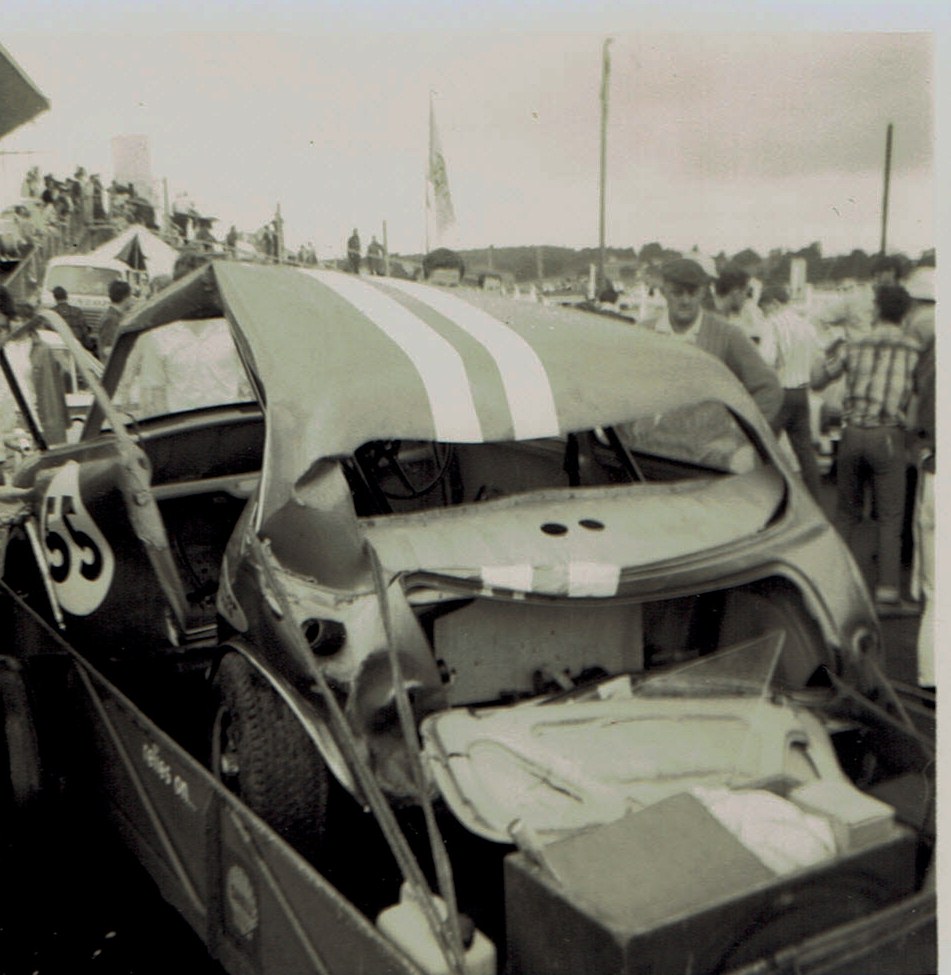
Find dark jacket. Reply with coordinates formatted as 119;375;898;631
53;301;95;353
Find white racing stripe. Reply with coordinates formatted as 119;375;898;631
379;278;560;440
567;562;621;597
482;564;534;593
306;270;482;441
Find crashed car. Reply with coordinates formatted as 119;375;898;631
0;263;934;974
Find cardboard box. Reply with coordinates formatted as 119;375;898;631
790;779;896;851
504;791;916;975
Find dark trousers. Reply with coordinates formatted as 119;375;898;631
777;387;821;502
834;425;905;591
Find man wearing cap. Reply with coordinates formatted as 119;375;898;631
652;258;782;429
904;265;935;688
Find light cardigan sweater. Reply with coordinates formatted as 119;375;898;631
652;310;783;429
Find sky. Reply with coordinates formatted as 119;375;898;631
0;3;943;262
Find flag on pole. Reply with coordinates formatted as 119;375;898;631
427;97;456;247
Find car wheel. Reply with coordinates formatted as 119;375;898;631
0;661;43;815
212;652;330;859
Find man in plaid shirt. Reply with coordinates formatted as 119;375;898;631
813;284;920;608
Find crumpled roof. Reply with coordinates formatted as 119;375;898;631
110;262;766;514
0;42;49;141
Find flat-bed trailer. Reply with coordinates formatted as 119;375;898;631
0;579;936;975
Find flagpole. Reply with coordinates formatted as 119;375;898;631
598;38;613;297
879;122;893;256
425;91;433;255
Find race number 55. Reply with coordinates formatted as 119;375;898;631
40;461;115;615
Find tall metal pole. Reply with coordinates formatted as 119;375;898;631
598;38;613;296
879;122;893;255
425;91;433;255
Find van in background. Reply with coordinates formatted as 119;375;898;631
39;255;148;331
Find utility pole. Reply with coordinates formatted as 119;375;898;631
879;122;893;255
275;203;284;264
383;219;390;277
598;38;613;297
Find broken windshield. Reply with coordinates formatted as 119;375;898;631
346;399;765;517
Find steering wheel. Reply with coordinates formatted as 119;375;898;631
357;440;455;500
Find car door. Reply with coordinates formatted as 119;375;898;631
0;311;189;652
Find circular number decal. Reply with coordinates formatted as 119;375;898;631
40;461;115;616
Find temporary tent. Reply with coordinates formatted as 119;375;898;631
88;226;180;280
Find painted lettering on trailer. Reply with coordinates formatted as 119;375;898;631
141;740;198;811
40;461;115;615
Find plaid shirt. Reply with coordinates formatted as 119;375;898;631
823;323;920;428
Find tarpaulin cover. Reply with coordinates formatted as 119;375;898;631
0;43;49;141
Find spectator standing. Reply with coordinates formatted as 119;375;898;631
347;229;362;274
91;175;106;222
21;167;41;199
0;285;16;339
904;266;935;688
80;171;94;225
51;286;95;353
813;285;919;608
715;267;771;349
97;280;135;361
367;235;384;275
650;258;783;429
758;285;824;501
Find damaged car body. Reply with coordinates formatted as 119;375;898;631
0;263;935;974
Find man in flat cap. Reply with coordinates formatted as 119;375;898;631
652;257;782;428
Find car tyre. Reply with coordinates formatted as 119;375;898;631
0;661;43;817
212;652;329;860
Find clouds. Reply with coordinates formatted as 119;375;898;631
0;25;934;259
612;33;932;181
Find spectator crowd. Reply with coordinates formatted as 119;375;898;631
642;253;935;690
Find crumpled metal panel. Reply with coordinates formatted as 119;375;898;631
364;467;784;594
203;262;763;521
422;693;843;843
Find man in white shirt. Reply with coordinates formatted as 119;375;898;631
758;285;824;500
714;267;771;350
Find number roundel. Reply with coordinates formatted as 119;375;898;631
40;461;115;616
